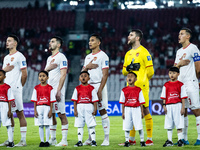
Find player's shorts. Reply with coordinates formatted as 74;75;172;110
90;83;108;111
52;90;66;114
184;80;200;110
74;103;96;128
141;85;149;108
11;87;23;112
0;102;12;127
123;106;143;131
35;105;52;126
164;103;184;129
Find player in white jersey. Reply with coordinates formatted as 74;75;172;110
45;36;68;147
82;34;110;146
1;35;27;147
175;28;200;146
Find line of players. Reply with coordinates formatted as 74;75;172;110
0;27;200;148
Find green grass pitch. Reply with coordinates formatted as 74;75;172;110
0;115;199;149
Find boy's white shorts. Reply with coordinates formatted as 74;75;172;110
35;105;52;126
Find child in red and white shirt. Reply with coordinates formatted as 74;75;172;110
161;66;187;147
31;71;56;147
0;69;15;148
119;72;146;147
71;71;99;147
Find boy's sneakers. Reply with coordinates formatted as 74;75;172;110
140;141;146;147
145;139;154;145
7;142;14;148
124;141;130;147
163;140;173;147
101;139;109;146
91;140;97;147
177;139;184;147
174;139;189;145
49;138;57;145
83;139;92;145
0;140;9;146
118;140;136;146
194;139;200;146
74;141;83;147
55;140;68;146
39;142;45;147
15;140;27;147
44;142;50;147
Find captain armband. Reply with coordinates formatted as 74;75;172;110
193;56;200;62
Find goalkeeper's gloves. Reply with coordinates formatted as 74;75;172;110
126;62;140;71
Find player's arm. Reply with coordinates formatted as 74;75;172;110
48;103;53;118
92;102;98;116
45;64;58;72
7;101;11;118
181;99;185;115
162;100;167;114
34;102;38;118
175;59;190;69
97;68;109;101
3;64;14;72
194;60;200;78
56;68;67;102
146;66;154;80
21;68;27;86
82;59;98;71
73;101;78;117
140;104;144;119
122;104;125;119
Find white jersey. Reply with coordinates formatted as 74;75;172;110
45;52;68;92
3;51;27;88
175;43;200;83
83;50;109;84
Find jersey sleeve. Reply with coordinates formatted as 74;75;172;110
31;89;37;102
191;45;200;62
181;84;188;99
71;88;78;101
102;54;109;69
144;50;153;68
92;89;99;103
50;89;56;103
7;88;15;101
60;55;68;70
119;91;125;104
139;90;145;104
19;54;27;69
160;86;166;99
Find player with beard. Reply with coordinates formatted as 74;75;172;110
45;36;68;147
120;29;154;146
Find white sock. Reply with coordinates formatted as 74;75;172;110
12;127;14;141
39;126;44;142
45;125;50;142
50;125;57;139
7;126;13;142
183;116;188;141
89;127;96;141
167;129;173;141
147;137;152;140
139;130;144;141
87;128;92;141
20;127;27;141
178;132;183;140
78;127;83;142
101;114;110;141
129;136;135;141
196;116;200;140
61;124;68;141
125;131;130;141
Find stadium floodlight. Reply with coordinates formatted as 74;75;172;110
70;1;78;5
168;1;174;7
89;0;94;6
179;0;183;4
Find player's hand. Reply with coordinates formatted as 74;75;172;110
74;110;78;117
178;59;190;67
48;111;52;118
141;112;144;119
7;111;11;118
56;90;61;102
163;106;167;114
86;60;98;70
122;113;125;119
92;110;97;116
126;63;140;71
46;63;58;72
97;90;102;101
181;107;185;115
34;111;38;118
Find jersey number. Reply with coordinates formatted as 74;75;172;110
11;101;16;107
55;104;58;110
188;98;192;105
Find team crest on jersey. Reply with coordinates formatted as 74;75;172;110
50;59;55;64
22;61;26;66
93;57;97;61
11;57;14;62
136;53;139;57
147;56;151;61
63;61;67;66
180;53;186;60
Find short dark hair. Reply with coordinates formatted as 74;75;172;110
90;33;102;43
80;71;90;76
38;70;49;77
0;69;6;76
131;29;143;42
128;71;137;78
181;27;192;39
51;36;63;47
169;66;179;73
8;34;20;44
